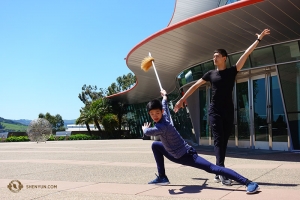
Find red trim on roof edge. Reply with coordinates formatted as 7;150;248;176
106;79;139;99
126;0;263;66
109;0;264;99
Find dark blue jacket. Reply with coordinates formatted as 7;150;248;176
143;99;191;159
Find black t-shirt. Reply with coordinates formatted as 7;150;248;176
202;66;238;112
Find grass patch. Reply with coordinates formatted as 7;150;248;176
2;122;27;132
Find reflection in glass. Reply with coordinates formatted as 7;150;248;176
192;65;202;80
237;82;250;140
199;89;208;139
274;41;300;63
253;78;268;141
277;62;300;149
251;47;275;67
229;53;251;69
202;61;214;74
270;76;287;142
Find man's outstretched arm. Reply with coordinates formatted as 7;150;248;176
236;29;270;71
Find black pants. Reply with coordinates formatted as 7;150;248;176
209;112;234;168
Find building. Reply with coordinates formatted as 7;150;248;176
108;0;300;151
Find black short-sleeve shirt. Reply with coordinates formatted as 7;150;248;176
202;66;238;111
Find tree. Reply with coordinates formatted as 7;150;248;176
107;83;119;96
110;101;128;131
78;84;107;106
88;98;111;131
107;73;136;96
77;73;135;134
76;107;93;135
38;112;65;132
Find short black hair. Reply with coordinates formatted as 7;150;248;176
146;99;162;112
214;49;228;58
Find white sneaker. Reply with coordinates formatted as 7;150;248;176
219;175;232;186
214;175;220;183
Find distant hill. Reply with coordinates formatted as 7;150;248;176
11;119;76;126
0;117;28;132
11;119;32;126
0;117;26;126
0;117;76;131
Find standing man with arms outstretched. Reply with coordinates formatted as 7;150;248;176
174;29;270;185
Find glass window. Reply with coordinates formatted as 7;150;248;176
229;52;251;69
191;65;202;80
251;46;275;67
277;62;300;149
202;61;214;74
199;89;208;139
178;72;186;87
236;81;250;140
274;41;300;63
226;56;231;68
185;70;193;83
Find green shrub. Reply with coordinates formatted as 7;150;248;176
68;134;98;140
5;136;30;142
47;135;65;141
4;134;99;142
102;114;118;133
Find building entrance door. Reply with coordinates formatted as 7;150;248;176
251;72;288;150
234;66;288;150
235;78;251;148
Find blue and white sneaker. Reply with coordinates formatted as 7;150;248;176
246;182;260;194
148;174;170;185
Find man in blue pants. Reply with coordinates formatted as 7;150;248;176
143;89;259;194
174;29;270;185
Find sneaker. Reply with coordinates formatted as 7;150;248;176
214;175;220;183
219;175;232;186
246;182;260;194
148;174;170;185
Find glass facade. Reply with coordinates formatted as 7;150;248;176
176;40;300;150
277;61;300;149
274;41;300;63
236;81;250;140
229;53;251;69
178;61;214;87
199;89;209;139
251;46;275;67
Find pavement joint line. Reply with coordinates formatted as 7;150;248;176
218;184;245;199
134;185;162;195
251;163;283;182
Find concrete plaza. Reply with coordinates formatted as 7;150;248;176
0;139;299;200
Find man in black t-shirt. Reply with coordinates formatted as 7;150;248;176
174;29;270;186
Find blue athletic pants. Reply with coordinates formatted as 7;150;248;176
151;141;248;185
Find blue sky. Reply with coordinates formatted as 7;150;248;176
0;0;175;120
